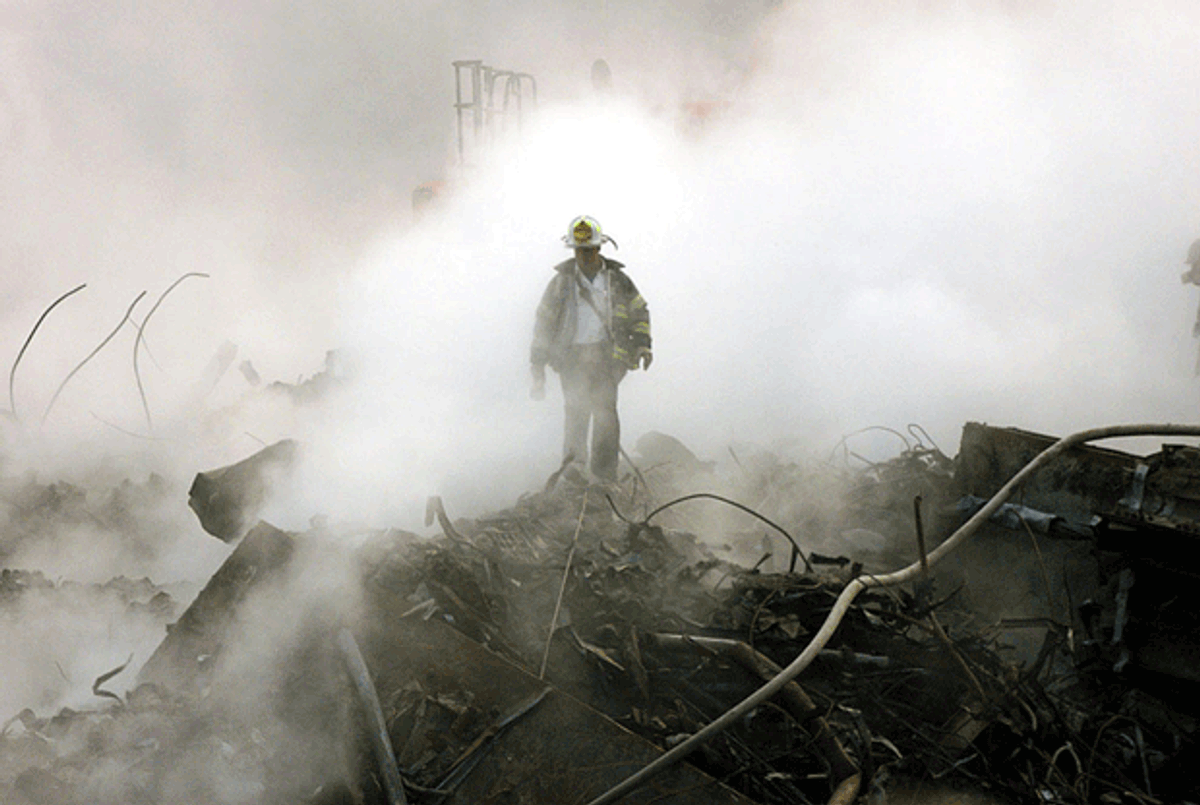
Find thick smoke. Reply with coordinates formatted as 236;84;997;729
313;0;1200;520
4;0;1200;786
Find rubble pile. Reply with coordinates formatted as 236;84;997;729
0;685;279;805
359;447;1196;805
2;425;1200;804
0;569;175;619
1;472;182;566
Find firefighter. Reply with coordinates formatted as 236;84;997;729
530;216;652;483
1183;239;1200;290
1182;239;1200;374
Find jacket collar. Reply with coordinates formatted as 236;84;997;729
554;257;625;274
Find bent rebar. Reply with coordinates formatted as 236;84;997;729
652;633;860;791
133;272;208;431
42;290;147;426
643;492;813;573
825;425;911;464
8;283;87;422
584;423;1200;805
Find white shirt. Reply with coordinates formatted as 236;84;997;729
572;262;610;345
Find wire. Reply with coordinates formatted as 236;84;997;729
583;423;1200;805
826;425;912;465
907;423;944;456
41;291;147;427
8;283;87;422
641;492;812;573
540;491;588;679
133;272;209;431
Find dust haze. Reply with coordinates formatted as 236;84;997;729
2;0;1200;739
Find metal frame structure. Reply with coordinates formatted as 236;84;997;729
452;60;537;169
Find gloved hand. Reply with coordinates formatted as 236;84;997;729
636;348;653;370
530;364;546;400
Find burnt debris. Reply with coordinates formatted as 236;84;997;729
187;439;300;543
4;422;1200;804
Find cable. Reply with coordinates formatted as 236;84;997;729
584;423;1200;805
641;492;813;573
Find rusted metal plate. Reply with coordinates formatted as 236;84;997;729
357;615;759;805
956;422;1137;524
957;424;1200;684
958;422;1200;546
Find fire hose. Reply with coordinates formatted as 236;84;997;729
585;424;1200;805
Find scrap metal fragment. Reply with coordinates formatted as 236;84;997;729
425;495;465;542
1118;463;1151;514
187;439;299;542
1111;567;1135;673
585;423;1200;805
651;632;860;795
92;654;133;703
433;686;550;793
570;628;626;672
239;360;261;385
954;495;1094;538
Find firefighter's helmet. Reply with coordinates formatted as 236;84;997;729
563;215;616;250
1186;239;1200;266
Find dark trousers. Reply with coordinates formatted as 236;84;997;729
559;344;626;481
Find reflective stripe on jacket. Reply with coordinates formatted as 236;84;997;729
531;258;651;370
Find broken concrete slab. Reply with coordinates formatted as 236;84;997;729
187;439;298;543
137;521;295;696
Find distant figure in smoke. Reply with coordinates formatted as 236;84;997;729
530;216;652;483
1183;239;1200;374
591;59;613;95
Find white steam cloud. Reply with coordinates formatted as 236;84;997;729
302;0;1200;522
3;0;1200;726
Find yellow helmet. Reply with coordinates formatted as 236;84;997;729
563;215;616;249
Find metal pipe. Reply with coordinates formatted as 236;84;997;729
453;62;466;166
337;628;408;805
828;772;862;805
913;494;929;577
652;634;859;787
471;65;483;141
585;424;1200;805
540;491;588;678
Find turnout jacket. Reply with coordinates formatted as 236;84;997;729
531;258;651;371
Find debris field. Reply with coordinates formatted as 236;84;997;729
3;422;1200;804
